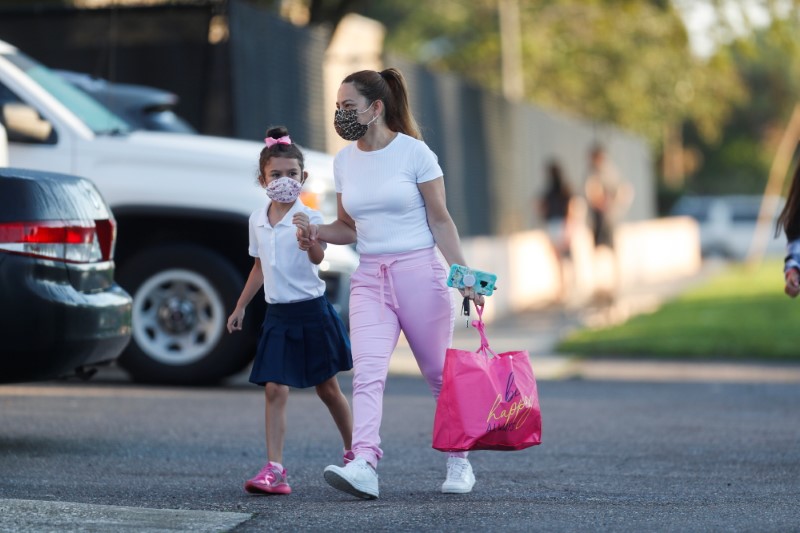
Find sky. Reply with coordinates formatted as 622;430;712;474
673;0;777;57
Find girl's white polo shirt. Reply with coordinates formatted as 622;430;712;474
248;199;326;304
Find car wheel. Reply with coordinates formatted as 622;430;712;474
117;245;254;384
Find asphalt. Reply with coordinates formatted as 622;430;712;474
2;260;799;532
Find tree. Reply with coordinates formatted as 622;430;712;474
360;1;744;152
684;6;800;194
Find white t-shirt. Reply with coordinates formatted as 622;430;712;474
334;133;443;255
249;199;326;304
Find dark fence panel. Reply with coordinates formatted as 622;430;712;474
389;57;494;236
0;3;221;133
228;0;329;151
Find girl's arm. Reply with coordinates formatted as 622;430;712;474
418;177;485;306
227;259;264;333
298;232;325;264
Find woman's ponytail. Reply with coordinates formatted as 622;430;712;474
380;68;421;140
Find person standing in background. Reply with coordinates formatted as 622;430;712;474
585;145;630;250
540;160;575;256
584;144;632;300
538;160;577;302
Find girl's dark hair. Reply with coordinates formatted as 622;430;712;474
547;161;572;198
258;126;305;180
342;68;421;140
776;160;800;240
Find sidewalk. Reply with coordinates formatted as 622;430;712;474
389;260;800;383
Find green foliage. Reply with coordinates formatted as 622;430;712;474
359;1;800;197
363;0;746;151
685;10;800;195
558;260;800;360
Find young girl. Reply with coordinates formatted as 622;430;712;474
227;126;354;495
777;161;800;297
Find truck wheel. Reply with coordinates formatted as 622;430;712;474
117;245;253;385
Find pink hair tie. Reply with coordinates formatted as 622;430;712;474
264;135;292;148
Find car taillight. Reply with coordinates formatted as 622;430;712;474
0;219;115;263
94;219;117;262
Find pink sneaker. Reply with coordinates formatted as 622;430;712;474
244;462;291;495
343;450;356;465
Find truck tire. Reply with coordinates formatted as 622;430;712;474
116;244;254;385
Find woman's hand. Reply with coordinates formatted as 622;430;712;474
459;286;485;306
785;268;800;298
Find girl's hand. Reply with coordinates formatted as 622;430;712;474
293;212;309;229
227;308;245;333
785;269;800;298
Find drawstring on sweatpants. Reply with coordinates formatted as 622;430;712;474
377;261;399;320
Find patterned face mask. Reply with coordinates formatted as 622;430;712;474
265;176;302;203
333;102;376;141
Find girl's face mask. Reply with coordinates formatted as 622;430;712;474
266;176;302;203
333;102;376;141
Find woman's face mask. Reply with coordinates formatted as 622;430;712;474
333;102;376;141
266;176;302;203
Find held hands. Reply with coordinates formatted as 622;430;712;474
785;268;800;298
292;212;319;251
296;228;314;251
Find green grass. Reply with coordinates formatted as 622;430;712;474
557;260;800;361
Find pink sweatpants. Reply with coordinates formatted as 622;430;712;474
348;246;467;467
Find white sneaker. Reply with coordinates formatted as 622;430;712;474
324;457;379;499
441;457;476;494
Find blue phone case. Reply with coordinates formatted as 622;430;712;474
446;264;497;296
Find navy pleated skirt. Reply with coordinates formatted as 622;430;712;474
249;295;352;388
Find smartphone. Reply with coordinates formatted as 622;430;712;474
446;264;497;296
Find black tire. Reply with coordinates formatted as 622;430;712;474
116;244;255;385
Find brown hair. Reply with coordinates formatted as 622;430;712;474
342;68;421;140
258;126;305;183
776;159;800;240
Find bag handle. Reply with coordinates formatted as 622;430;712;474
472;304;497;358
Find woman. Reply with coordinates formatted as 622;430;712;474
293;68;485;499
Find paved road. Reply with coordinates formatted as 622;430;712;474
1;372;798;532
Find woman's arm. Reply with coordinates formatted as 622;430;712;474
293;194;357;246
419;177;467;266
227;259;264;332
418;177;485;305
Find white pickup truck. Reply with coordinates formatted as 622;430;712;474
0;39;357;385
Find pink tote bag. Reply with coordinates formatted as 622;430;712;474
433;306;542;452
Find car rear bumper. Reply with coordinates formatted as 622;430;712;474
0;255;132;383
